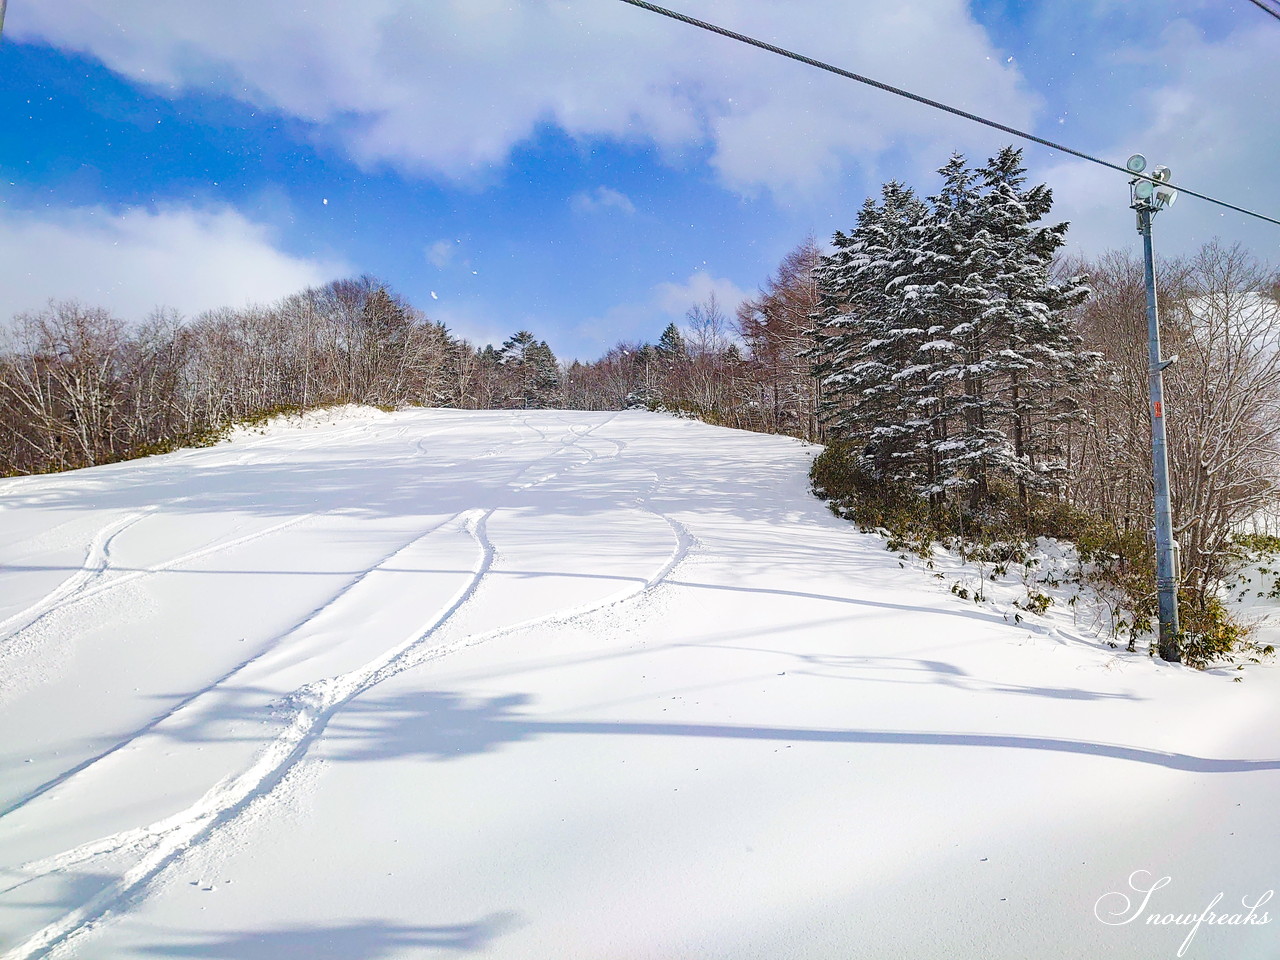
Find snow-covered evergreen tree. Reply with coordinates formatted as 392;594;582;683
973;147;1091;499
908;152;1014;503
812;147;1094;510
810;182;931;485
500;330;561;408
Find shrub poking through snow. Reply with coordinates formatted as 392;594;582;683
811;442;1271;667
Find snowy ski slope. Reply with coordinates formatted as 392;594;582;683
1;408;1277;959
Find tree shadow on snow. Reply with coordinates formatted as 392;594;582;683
0;869;120;912
321;689;1280;774
666;644;1143;701
0;412;834;530
0;870;122;955
134;914;518;959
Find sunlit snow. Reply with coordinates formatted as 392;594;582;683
1;409;1277;959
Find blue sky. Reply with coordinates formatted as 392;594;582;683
1;1;1276;360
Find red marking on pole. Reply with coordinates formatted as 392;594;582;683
1154;401;1163;418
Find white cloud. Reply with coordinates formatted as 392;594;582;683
0;204;347;323
9;0;1038;199
571;270;751;358
571;187;637;215
653;271;751;318
1040;17;1280;259
426;239;457;269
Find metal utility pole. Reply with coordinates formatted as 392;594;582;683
0;0;8;41
1127;154;1181;662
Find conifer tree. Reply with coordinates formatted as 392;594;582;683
810;182;931;485
973;146;1091;500
812;147;1094;511
656;323;687;362
500;330;561;408
908;153;1012;503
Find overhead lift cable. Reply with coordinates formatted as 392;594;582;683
613;0;1280;228
1244;0;1280;25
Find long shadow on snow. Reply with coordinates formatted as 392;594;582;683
0;563;1038;637
0;870;122;955
131;914;518;958
0;419;817;529
0;412;1059;644
318;690;1280;774
661;645;1142;701
108;639;1140;753
1;644;277;817
0;455;639;520
0;869;119;909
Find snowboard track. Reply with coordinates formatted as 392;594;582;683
1;412;551;817
1;411;705;960
0;510;153;643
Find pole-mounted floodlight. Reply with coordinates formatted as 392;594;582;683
1128;154;1181;662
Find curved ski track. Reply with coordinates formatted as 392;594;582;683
0;414;478;654
0;510;153;641
2;413;541;807
3;412;699;960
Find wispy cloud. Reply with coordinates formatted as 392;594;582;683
570;270;751;359
571;186;637;215
11;0;1038;199
0;204;347;323
426;239;459;269
1043;16;1280;256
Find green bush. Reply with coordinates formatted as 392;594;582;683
1234;532;1280;556
810;442;927;538
1179;591;1248;669
811;443;1263;668
811;443;1110;550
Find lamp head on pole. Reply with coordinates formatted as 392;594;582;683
1129;155;1177;216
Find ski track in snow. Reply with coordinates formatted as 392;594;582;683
0;413;422;651
0;414;541;811
0;510;153;641
0;510;322;662
0;414;389;640
0;510;470;822
0;411;704;960
6;410;1279;960
0;506;496;955
0;414;430;655
0;407;391;510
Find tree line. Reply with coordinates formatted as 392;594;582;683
566;147;1280;658
0;277;566;475
3;145;1278;657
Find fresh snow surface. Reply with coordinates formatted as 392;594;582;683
1;408;1277;960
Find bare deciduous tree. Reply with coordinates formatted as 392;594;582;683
737;237;822;439
1070;242;1280;596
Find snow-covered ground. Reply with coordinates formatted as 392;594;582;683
1;408;1277;960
